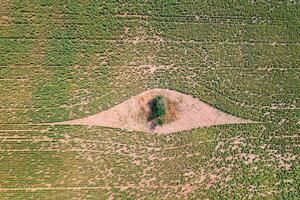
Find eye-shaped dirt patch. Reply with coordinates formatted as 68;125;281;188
54;89;253;133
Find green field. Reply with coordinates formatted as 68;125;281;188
0;1;299;199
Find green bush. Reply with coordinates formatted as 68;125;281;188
150;95;166;119
149;95;166;125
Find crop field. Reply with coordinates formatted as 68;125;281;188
0;0;299;199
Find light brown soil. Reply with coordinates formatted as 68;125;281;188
54;89;253;133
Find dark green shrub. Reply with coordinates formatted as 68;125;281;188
149;95;167;126
150;95;166;119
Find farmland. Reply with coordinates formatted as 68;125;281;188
0;0;299;199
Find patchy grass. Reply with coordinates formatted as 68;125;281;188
0;0;299;199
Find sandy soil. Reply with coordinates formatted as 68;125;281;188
54;89;253;133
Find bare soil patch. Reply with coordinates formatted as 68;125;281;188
54;89;253;133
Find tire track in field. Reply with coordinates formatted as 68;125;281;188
1;65;299;69
0;134;298;153
0;186;296;193
0;10;297;29
0;184;194;191
1;37;299;46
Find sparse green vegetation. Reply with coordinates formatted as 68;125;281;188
0;0;299;199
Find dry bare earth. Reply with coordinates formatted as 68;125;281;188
54;89;253;133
